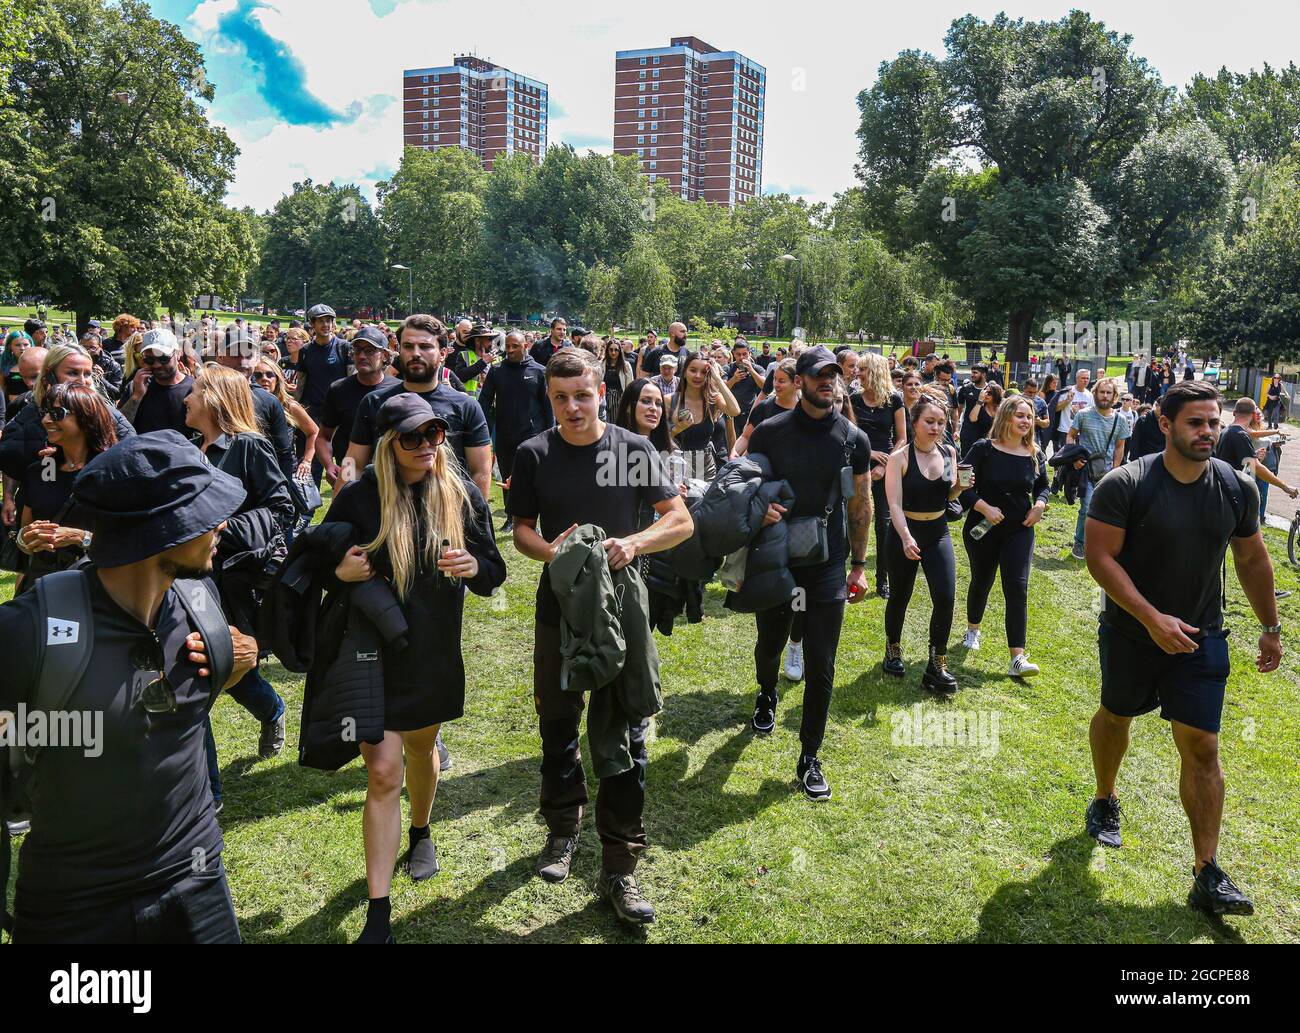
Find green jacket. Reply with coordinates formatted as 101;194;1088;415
548;524;662;777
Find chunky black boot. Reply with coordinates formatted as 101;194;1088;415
882;642;905;678
921;645;958;696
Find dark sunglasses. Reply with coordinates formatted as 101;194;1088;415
398;426;446;451
130;638;177;714
250;369;275;381
39;405;69;422
141;352;173;365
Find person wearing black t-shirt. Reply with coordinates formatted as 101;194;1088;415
0;433;256;943
958;396;1049;678
1084;380;1282;917
118;329;194;435
746;347;873;802
314;325;392;488
1214;396;1297;501
635;322;688;380
958;381;1001;459
735;357;799;457
509;348;691;926
478;329;554;532
292;305;352;420
530;317;566;368
344;316;491;500
724;340;765;435
850;353;906;597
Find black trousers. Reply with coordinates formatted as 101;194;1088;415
754;595;845;755
870;476;891;589
533;621;647;875
14;861;240;944
963;522;1034;649
883;516;956;650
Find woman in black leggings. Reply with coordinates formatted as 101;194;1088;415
882;394;964;694
851;352;907;598
959;395;1049;679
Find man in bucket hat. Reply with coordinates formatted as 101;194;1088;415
0;431;257;943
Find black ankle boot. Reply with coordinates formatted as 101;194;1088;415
922;645;958;695
883;642;904;678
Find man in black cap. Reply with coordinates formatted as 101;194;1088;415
477;329;552;533
343;315;491;499
568;325;588;350
315;324;393;489
291;303;352;425
23;319;46;349
447;322;498;398
746;345;874;801
0;431;258;942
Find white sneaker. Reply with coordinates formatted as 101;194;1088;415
1009;654;1040;678
783;641;804;682
962;628;982;650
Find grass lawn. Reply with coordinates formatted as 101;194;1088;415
5;487;1296;943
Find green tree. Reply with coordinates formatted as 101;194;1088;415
613;236;676;331
857;11;1233;360
1184;64;1300;165
3;0;245;328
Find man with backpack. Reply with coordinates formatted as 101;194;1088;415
1066;377;1129;561
1083;380;1282;918
0;432;257;942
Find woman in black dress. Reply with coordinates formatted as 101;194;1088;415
602;341;634;421
668;350;739;481
851;353;906;597
15;383;118;590
324;393;505;943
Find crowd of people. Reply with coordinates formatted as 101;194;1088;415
0;306;1287;943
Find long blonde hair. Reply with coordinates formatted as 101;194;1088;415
857;351;892;406
253;358;304;432
122;331;145;381
367;428;469;600
990;394;1039;453
198;362;262;436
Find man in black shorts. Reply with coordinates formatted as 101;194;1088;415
1084;380;1282;917
509;348;692;926
747;346;873;801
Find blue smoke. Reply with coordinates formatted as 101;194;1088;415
215;0;352;126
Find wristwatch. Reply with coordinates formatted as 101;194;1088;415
81;531;92;550
1262;622;1282;635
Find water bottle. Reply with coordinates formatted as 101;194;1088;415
969;518;994;541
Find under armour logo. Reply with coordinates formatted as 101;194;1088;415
46;618;80;644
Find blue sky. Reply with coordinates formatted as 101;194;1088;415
151;0;1300;212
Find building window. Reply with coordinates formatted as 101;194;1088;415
639;70;646;79
639;57;647;65
639;84;645;92
637;135;644;143
421;75;428;83
637;122;644;130
653;56;660;64
653;69;659;78
650;135;657;143
422;99;428;107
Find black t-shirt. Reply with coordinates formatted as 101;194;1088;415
131;373;194;435
507;423;677;625
1087;456;1259;643
0;569;222;906
745;396;792;432
640;342;684;377
20;461;82;525
296;335;352;412
851;391;904;453
350;380;490;471
747;406;872;601
959;404;994;458
725;363;761;416
959;438;1048;530
1214;424;1256;472
753;352;775;368
320;374;389;461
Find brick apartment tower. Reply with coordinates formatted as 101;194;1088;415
612;36;765;206
402;55;547;169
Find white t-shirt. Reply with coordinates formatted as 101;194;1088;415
1058;386;1094;433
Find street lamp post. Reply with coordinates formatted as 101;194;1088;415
392;264;414;316
780;253;802;336
302;281;307;316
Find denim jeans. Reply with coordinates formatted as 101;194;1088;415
1074;475;1095;551
206;665;284;801
1258;481;1270;524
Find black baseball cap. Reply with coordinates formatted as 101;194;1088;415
570;326;588;337
795;346;840;378
353;325;389;350
376;393;449;436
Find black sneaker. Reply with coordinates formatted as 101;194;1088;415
500;517;514;534
1188;858;1254;917
436;731;452;772
535;833;578;884
600;870;656;926
797;754;831;802
1085;794;1122;848
876;582;890;599
751;690;777;735
405;837;440;881
258;711;286;760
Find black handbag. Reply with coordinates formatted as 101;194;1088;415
0;526;24;574
1085;413;1121;484
787;421;854;567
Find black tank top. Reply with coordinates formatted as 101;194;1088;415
902;440;954;511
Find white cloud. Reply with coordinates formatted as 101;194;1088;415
181;0;1300;212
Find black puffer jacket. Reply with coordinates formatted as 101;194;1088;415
692;455;778;556
724;479;797;613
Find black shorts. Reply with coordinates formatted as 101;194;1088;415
1097;622;1230;733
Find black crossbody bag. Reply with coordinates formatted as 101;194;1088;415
1086;412;1121;484
787;421;855;567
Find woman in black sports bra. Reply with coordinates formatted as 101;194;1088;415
882;394;965;694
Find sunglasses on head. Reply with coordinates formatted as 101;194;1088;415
398;425;446;451
39;405;69;422
141;352;173;365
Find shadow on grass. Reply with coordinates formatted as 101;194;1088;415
966;832;1246;944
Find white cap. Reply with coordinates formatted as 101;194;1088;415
141;328;179;356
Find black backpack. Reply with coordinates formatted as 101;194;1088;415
1;570;232;939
